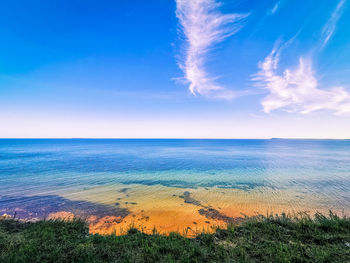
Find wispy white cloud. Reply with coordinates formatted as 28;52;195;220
254;0;349;115
321;0;347;48
175;0;248;99
253;48;350;114
268;1;281;15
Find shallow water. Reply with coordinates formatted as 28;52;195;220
1;139;349;235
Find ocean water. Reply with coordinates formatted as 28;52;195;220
1;139;350;235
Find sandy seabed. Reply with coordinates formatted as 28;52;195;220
46;183;348;237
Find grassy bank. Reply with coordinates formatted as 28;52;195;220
1;212;349;263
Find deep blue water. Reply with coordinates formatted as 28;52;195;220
0;139;350;215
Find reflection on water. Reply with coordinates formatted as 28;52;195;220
0;139;349;235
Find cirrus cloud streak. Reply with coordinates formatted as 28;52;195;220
321;0;347;48
175;0;248;99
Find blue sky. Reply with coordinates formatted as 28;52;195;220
1;0;350;138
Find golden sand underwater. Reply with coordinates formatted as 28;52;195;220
46;183;347;237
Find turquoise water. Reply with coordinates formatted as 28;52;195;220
1;139;350;219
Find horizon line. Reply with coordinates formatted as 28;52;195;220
0;138;349;140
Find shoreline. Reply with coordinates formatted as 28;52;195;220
1;183;349;237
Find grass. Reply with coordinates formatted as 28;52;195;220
1;212;349;262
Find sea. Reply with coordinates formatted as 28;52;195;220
1;139;349;235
